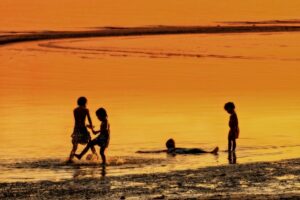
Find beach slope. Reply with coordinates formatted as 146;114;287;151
1;158;299;199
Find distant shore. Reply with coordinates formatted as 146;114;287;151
2;25;300;46
1;158;299;199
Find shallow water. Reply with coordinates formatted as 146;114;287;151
1;1;300;183
1;32;300;182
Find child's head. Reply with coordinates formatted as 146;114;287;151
166;138;175;149
77;96;87;107
224;102;235;114
96;107;108;121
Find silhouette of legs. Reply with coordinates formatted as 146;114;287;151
91;146;99;159
211;147;219;154
68;141;78;162
75;138;107;164
101;165;106;177
69;140;98;162
228;151;237;164
75;140;97;159
100;147;106;165
228;134;236;152
228;136;232;152
91;146;96;154
232;139;236;151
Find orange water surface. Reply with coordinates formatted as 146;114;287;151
0;1;300;182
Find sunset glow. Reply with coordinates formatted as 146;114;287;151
0;1;300;198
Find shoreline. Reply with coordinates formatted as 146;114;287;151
2;25;300;46
1;158;299;199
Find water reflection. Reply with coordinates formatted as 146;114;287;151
228;151;237;164
101;165;107;177
72;165;106;179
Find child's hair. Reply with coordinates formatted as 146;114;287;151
96;107;108;118
77;96;87;106
166;138;175;149
224;102;235;111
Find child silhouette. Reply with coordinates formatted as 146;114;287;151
224;102;239;152
68;97;98;163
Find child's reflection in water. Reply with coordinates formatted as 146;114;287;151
73;165;107;179
228;151;237;164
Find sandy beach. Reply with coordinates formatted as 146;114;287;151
1;158;299;199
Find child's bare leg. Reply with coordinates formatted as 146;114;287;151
211;147;219;154
100;147;106;165
91;146;99;159
228;151;237;164
228;138;232;152
68;142;78;161
76;141;95;160
232;139;236;151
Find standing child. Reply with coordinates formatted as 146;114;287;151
224;102;239;152
68;97;98;163
75;108;110;165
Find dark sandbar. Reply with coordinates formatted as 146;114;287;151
2;25;300;46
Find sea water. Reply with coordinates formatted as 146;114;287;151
0;0;300;182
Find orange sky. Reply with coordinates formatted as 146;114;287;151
1;0;300;30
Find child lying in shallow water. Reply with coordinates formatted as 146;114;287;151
136;138;219;155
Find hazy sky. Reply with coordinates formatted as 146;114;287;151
1;0;300;30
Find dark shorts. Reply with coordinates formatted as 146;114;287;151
71;127;91;145
228;132;236;140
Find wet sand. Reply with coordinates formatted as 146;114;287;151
1;158;299;199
